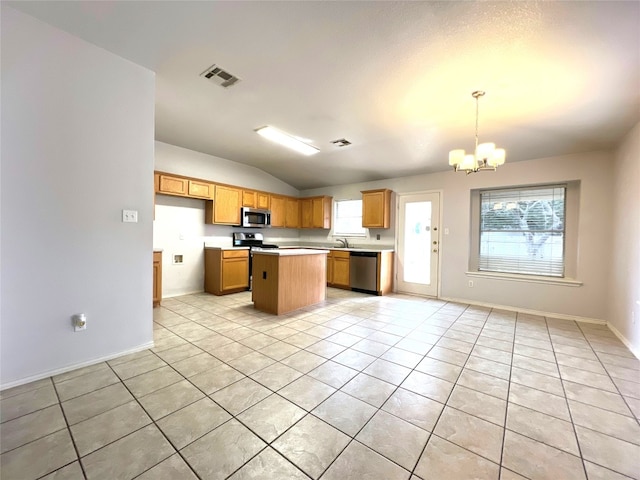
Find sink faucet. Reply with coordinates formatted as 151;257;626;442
337;238;349;248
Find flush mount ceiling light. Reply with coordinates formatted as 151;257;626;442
255;126;319;156
449;91;506;174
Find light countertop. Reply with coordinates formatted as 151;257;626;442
278;245;394;253
204;245;250;250
252;248;329;256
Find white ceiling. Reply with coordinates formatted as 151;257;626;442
8;1;640;190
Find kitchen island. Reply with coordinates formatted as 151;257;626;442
252;248;329;315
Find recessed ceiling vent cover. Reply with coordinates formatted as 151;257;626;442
200;64;240;88
331;138;352;147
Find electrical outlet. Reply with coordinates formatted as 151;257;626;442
173;254;184;264
73;313;87;332
122;210;138;223
468;280;474;288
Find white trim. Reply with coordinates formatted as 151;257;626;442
607;322;640;360
0;341;154;391
162;289;204;299
438;295;606;325
466;271;583;287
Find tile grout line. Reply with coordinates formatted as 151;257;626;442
308;306;451;479
577;322;640;427
104;356;206;480
494;310;519;480
258;298;462;478
404;305;501;479
545;316;593;480
49;377;89;479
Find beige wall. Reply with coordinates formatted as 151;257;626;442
609;122;640;355
303;151;614;322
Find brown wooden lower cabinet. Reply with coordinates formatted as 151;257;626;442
153;251;162;307
252;251;327;315
204;248;249;295
327;249;394;295
377;251;394;296
330;251;351;289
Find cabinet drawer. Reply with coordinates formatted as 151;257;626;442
332;250;350;259
223;250;249;259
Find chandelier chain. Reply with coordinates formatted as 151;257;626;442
448;90;505;173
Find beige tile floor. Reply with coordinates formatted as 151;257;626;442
1;288;639;480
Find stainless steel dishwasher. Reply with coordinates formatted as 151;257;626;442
349;251;378;294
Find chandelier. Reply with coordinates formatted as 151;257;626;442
449;91;506;174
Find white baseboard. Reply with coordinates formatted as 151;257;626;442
162;289;204;299
0;341;155;391
437;296;607;325
607;322;640;360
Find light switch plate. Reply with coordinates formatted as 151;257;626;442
122;210;138;223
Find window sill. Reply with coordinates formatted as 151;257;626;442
466;271;583;287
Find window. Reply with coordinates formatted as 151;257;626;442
333;199;366;236
478;185;566;277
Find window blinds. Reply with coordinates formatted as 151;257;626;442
479;186;566;277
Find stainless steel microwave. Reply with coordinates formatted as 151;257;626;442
240;207;271;228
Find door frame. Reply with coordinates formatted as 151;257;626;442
393;189;443;297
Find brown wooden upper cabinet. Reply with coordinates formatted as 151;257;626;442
155;173;213;200
362;189;392;228
157;174;188;196
270;195;286;227
285;197;300;228
205;185;241;225
242;190;256;208
188;180;214;199
243;190;270;210
154;170;335;229
257;192;270;210
301;196;332;229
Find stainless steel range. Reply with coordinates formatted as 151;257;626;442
233;232;279;290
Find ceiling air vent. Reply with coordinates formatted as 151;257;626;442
331;138;352;147
200;64;240;88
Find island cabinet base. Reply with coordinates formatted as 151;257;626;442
252;251;327;315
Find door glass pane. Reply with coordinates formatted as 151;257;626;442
403;201;431;284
